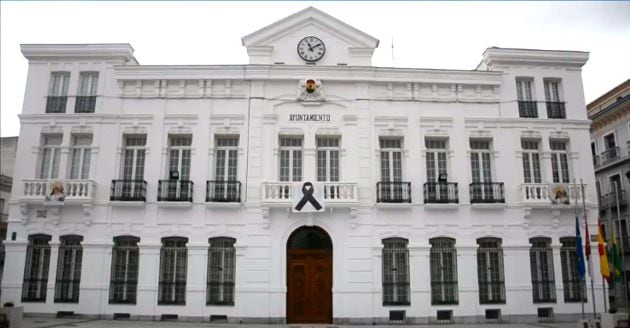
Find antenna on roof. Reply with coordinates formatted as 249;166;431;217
391;36;395;67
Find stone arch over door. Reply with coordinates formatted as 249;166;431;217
286;225;333;324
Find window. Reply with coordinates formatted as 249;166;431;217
207;237;236;305
317;137;340;182
516;78;537;118
46;72;70;113
109;236;140;304
69;135;92;179
550;140;570;183
529;237;556;303
279;137;302;181
382;238;410;305
38;134;63;179
560;237;586;302
54;235;83;303
78;72;98;96
215;136;238;181
168;136;192;180
470;140;493;183
544;80;561;102
380;138;403;182
122;135;147;180
430;238;458;305
516;79;533;101
22;234;51;302
602;133;618;163
477;238;505;304
521;140;542;183
158;237;188;305
75;72;98;113
425;139;448;182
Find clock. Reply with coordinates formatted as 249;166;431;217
297;36;325;62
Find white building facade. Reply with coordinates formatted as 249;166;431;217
2;7;603;324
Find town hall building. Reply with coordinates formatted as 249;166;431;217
1;7;602;324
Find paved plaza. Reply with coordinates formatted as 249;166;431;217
19;317;584;328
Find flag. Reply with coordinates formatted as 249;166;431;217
598;223;611;282
585;220;593;278
575;216;586;280
611;228;623;282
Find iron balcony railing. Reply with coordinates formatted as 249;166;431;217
376;181;411;203
424;182;458;204
110;180;147;201
206;180;241;202
158;180;193;202
74;96;96;113
46;96;67;113
518;101;538;118
601;147;620;165
546;101;566;119
470;182;505;203
601;189;628;210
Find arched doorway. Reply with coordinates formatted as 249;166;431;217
286;226;333;324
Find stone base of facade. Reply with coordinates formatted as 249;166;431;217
25;312;583;324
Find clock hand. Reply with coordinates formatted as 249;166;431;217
312;43;322;48
306;41;313;51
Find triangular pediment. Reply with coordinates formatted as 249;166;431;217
242;7;379;66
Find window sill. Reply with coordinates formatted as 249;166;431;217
424;203;459;210
382;302;411;306
110;201;146;207
157;201;193;208
471;203;507;210
376;203;413;210
206;302;235;306
206;202;242;209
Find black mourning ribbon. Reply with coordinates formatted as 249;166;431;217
294;182;322;211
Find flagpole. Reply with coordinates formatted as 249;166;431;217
575;179;585;319
603;274;608;313
582;179;597;319
607;179;616;312
613;180;629;310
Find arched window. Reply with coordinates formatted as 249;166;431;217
158;237;188;305
560;237;586;302
109;236;140;304
529;237;556;303
382;238;409;305
55;235;83;303
22;234;52;302
430;237;458;305
476;237;505;304
207;237;236;305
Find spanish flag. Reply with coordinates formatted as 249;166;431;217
598;223;611;282
611;228;623;282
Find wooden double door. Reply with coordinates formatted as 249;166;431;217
287;249;332;323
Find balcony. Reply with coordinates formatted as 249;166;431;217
519;183;585;205
423;182;458;203
110;180;147;202
601;190;628;210
22;179;96;203
470;182;505;203
158;180;193;202
518;101;538;118
206;180;241;203
546;101;566;119
376;181;411;203
601;147;620;165
45;96;67;113
261;181;358;206
74;96;96;113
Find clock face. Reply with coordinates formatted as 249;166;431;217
297;36;325;62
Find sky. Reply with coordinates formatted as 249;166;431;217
1;1;629;137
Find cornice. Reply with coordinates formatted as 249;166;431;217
482;47;589;69
21;43;138;64
114;65;503;85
